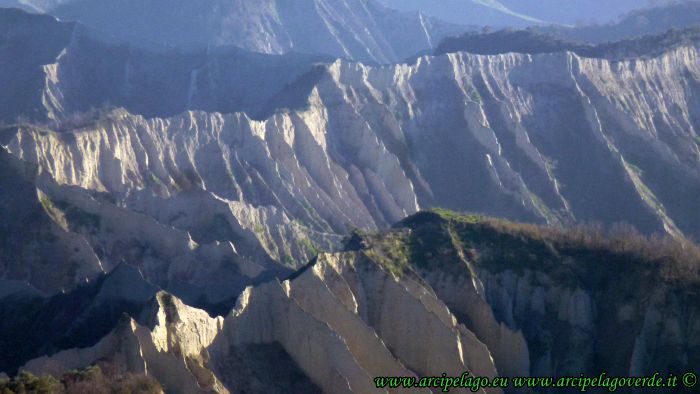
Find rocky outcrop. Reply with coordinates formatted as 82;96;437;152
6;108;419;233
22;298;227;394
2;5;700;394
4;32;700;299
9;41;700;242
0;147;102;293
215;252;499;393
314;46;700;238
386;211;700;379
17;249;505;393
5;9;700;251
14;210;699;393
473;265;700;378
419;270;530;378
0;140;333;305
0;263;155;374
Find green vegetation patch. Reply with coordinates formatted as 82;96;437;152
361;230;412;278
0;371;60;394
348;208;700;294
0;363;163;394
299;237;321;258
356;209;479;278
430;207;483;224
398;209;700;291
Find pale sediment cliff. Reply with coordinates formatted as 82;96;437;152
4;37;700;318
20;251;506;394
1;9;700;393
9;42;700;245
14;211;699;393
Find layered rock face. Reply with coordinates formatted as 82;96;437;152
354;211;700;380
0;139;338;304
9;211;698;393
15;248;505;394
312;47;700;238
0;147;103;293
1;9;700;393
0;10;347;295
8;37;700;240
3;10;700;300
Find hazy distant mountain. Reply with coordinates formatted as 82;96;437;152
0;8;75;122
539;0;700;43
435;25;700;60
499;0;656;25
0;1;37;12
378;0;656;27
0;8;334;124
8;0;461;63
0;0;75;12
376;0;543;27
